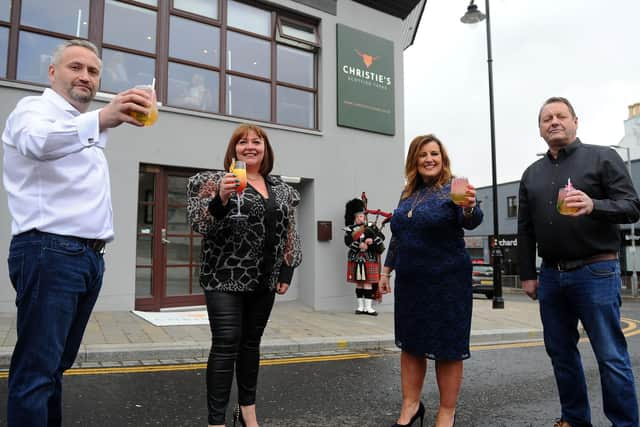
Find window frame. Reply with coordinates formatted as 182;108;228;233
0;0;320;130
276;15;319;51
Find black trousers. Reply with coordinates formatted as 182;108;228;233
204;290;275;425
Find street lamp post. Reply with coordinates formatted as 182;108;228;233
461;0;504;309
610;145;638;297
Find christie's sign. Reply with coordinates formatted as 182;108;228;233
337;24;395;135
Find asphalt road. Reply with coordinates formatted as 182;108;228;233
2;295;640;427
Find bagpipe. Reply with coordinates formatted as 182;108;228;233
348;210;392;244
348;192;393;243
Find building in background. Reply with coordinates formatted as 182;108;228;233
0;0;426;312
620;103;640;159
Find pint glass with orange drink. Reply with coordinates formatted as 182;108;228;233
129;84;158;126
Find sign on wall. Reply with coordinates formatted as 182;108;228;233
336;24;395;135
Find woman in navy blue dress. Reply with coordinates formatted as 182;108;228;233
379;134;483;427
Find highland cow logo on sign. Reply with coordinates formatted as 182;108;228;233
341;48;392;87
355;49;379;69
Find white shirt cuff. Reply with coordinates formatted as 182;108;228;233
75;110;106;148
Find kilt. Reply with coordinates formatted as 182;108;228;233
347;258;380;284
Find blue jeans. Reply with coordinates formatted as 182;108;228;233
539;260;639;427
6;230;105;427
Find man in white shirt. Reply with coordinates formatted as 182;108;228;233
2;39;152;427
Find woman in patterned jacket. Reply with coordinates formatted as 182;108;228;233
187;123;302;427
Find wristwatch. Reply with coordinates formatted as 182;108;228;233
463;206;474;217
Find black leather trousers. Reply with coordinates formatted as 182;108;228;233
204;290;275;425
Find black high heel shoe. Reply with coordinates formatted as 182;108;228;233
232;404;246;427
391;401;425;427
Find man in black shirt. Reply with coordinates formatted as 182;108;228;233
518;97;640;427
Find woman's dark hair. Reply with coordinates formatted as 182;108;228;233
223;123;274;176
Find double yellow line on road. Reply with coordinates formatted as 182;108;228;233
0;318;637;379
0;353;372;378
470;317;638;351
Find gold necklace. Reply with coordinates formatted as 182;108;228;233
407;187;433;218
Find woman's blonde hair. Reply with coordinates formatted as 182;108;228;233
402;134;452;199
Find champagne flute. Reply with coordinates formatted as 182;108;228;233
230;160;248;219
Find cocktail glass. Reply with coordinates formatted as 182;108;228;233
451;177;469;206
230;160;248;219
557;187;579;215
129;84;158;126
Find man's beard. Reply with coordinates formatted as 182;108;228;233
68;86;95;105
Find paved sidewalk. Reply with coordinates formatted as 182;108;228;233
0;294;544;369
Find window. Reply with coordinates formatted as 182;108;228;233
21;0;90;38
0;0;9;22
101;48;155;93
507;196;518;218
277;86;314;128
174;0;218;20
103;1;156;54
0;27;7;78
277;45;313;87
227;74;269;121
276;44;315;127
1;0;319;129
168;62;218;113
17;32;63;84
0;0;8;79
277;16;319;51
169;16;219;67
227;31;270;78
227;0;270;36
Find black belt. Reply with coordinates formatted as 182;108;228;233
21;230;107;254
76;237;107;254
545;253;617;272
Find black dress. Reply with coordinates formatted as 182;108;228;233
385;182;483;360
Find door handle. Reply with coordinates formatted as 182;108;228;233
161;228;171;245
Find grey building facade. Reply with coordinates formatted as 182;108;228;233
0;0;425;312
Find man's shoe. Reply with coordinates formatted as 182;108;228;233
553;420;571;427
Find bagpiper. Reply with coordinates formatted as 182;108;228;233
343;193;391;315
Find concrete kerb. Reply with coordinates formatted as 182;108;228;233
0;347;11;367
0;329;547;369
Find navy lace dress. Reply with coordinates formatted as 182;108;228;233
384;182;483;360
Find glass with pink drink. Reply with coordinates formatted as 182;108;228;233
450;177;469;205
557;178;579;215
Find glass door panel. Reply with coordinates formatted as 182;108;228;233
166;266;191;296
136;267;152;297
167;206;189;233
136;170;156;299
